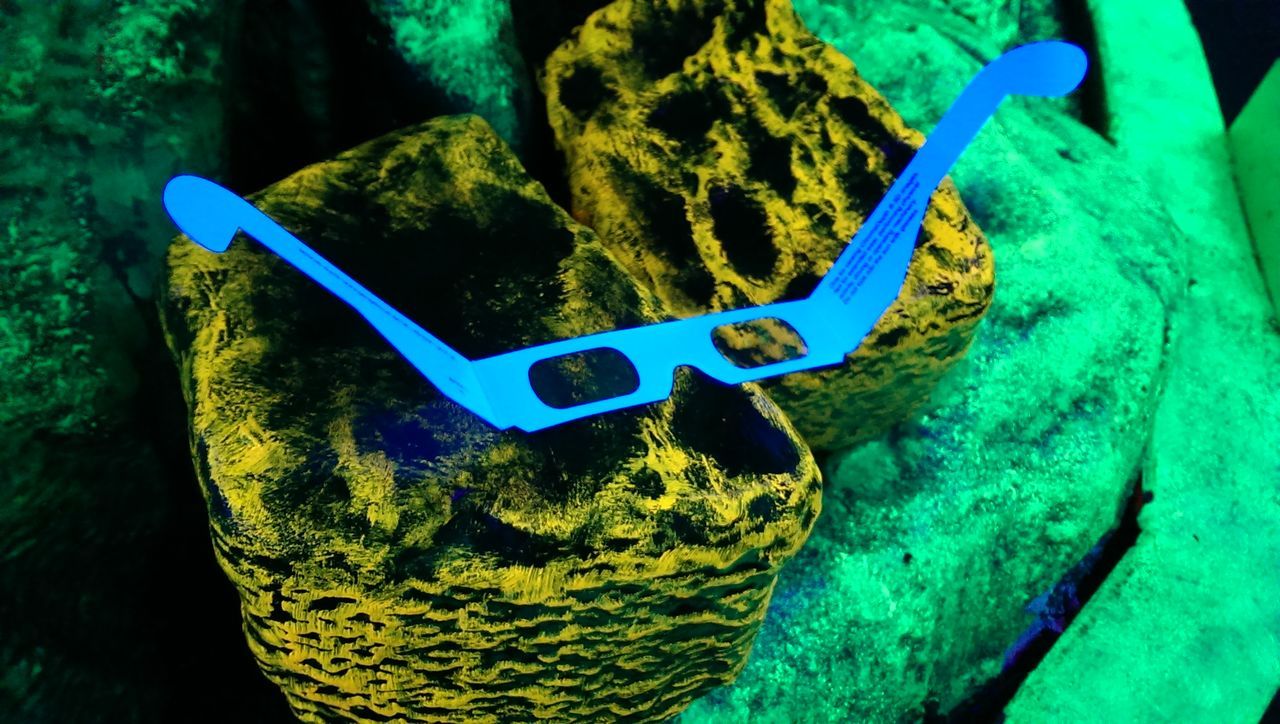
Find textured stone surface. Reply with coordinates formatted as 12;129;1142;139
160;115;821;722
681;0;1186;719
367;0;534;153
1007;1;1280;720
542;0;993;451
0;0;225;434
0;3;291;721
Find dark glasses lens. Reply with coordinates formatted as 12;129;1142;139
712;316;810;369
528;347;641;409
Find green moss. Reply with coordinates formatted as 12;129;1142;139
0;2;234;719
369;0;531;151
0;4;106;434
0;191;101;434
0;0;227;435
160;115;821;721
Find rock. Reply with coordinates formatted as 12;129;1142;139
679;1;1186;720
1007;0;1280;719
367;0;535;154
0;0;227;434
224;2;455;192
0;3;287;721
541;0;994;451
159;115;821;722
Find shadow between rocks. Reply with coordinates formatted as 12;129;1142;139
928;473;1149;722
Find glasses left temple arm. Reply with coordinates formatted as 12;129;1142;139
162;176;505;428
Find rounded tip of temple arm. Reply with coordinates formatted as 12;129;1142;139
163;175;242;253
998;41;1089;98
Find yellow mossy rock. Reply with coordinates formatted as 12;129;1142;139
159;116;821;722
543;0;993;450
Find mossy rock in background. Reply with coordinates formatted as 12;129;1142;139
0;3;293;721
679;1;1186;719
160;115;821;722
0;0;227;436
366;0;534;154
542;0;993;452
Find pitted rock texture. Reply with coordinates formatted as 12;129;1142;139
159;115;821;723
543;0;992;450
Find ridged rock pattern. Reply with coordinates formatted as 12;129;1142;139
543;0;993;450
159;116;821;722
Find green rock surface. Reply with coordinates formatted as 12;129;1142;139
0;3;291;722
1006;1;1280;720
0;0;225;434
367;0;533;153
1229;59;1280;317
681;1;1186;719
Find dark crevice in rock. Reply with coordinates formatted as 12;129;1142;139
872;326;910;349
508;0;611;208
632;467;666;498
127;270;297;719
510;85;573;211
781;270;823;301
610;161;718;306
755;69;827;119
928;472;1149;723
558;64;614;121
828;96;885;145
723;0;768;49
880;136;916;176
650;84;730;150
1263;689;1280;722
668;370;803;476
839;148;886;216
224;1;450;192
630;2;721;80
708;184;779;279
1058;0;1110;140
739;114;797;199
429;505;591;568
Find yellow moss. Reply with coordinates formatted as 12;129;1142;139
330;416;401;534
160;114;822;722
543;0;993;450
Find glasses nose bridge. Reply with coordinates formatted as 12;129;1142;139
472;329;684;427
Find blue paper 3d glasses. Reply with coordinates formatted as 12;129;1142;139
162;41;1087;433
